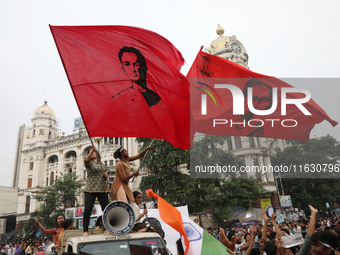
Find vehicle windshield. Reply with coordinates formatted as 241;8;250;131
78;238;168;255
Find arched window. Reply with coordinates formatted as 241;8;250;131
50;172;54;185
25;196;31;213
65;151;77;158
29;160;34;170
48;155;58;164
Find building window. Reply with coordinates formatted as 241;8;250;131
50;172;54;185
104;137;108;145
109;137;114;144
27;178;32;188
109;160;114;166
104;161;107;166
48;131;52;139
234;137;242;149
253;158;261;181
48;155;58;164
256;137;261;147
249;137;255;147
33;130;35;137
227;137;233;150
66;151;77;158
29;161;34;170
25;196;31;214
46;177;49;186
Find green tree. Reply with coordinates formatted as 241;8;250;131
138;135;264;225
271;135;340;213
137;138;189;199
31;173;83;228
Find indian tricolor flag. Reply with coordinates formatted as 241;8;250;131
146;190;229;255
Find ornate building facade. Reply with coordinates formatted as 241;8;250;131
206;25;289;204
12;102;141;229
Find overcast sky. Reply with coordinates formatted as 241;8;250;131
0;0;339;187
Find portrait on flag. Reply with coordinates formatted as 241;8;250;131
113;46;161;107
50;25;190;150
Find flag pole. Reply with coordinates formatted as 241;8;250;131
132;139;155;182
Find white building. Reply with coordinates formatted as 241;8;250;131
12;101;142;230
206;25;289;195
0;186;18;234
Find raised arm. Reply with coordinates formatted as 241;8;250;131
245;226;256;255
261;210;269;243
35;218;55;235
128;146;151;161
219;228;236;251
271;213;283;238
115;162;137;183
85;147;96;163
298;205;318;255
306;205;318;237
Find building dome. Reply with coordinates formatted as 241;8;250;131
34;101;55;118
207;24;249;68
207;25;231;54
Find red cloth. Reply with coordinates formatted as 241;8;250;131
188;51;337;141
50;25;190;150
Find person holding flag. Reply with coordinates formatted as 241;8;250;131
110;146;151;203
83;147;109;236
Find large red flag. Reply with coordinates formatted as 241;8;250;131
50;25;190;150
188;50;337;141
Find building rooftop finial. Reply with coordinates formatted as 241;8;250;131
216;24;224;36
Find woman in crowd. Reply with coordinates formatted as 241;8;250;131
131;191;148;232
35;215;65;247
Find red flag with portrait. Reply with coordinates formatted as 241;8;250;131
188;50;337;141
50;25;190;150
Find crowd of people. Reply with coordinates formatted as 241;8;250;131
3;146;340;254
188;205;340;255
2;204;340;255
0;239;51;255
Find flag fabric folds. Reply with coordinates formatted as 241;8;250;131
50;25;190;150
187;50;337;142
146;189;230;255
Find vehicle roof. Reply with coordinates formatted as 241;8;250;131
66;232;163;244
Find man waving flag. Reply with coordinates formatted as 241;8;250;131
50;25;190;150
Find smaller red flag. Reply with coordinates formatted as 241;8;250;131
188;50;337;141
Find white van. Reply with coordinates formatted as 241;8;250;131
58;229;169;255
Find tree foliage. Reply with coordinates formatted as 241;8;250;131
137;135;265;224
271;135;340;213
31;173;83;229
